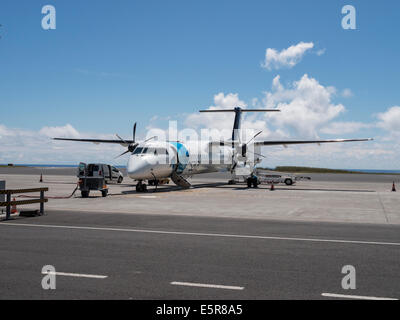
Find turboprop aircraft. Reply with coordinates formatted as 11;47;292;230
54;108;373;192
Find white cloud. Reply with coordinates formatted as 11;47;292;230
185;92;247;138
184;92;287;141
316;48;326;56
320;121;370;135
0;124;126;165
341;88;354;98
39;124;80;138
377;106;400;136
262;42;314;70
263;74;345;137
262;141;398;170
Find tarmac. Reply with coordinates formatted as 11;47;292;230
0;167;399;300
1;167;399;225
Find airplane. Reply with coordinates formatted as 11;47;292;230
54;107;373;192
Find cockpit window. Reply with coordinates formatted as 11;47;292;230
133;147;169;155
157;148;168;155
145;148;169;155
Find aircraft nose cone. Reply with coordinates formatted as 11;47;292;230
127;156;151;179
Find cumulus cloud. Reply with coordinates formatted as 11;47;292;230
185;92;247;139
263;74;345;137
0;124;125;165
263;141;398;169
184;92;286;141
377;106;400;137
320;121;371;135
39;124;80;138
262;42;314;70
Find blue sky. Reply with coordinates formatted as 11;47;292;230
0;0;400;168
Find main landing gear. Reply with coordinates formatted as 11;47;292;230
135;181;147;192
247;176;259;188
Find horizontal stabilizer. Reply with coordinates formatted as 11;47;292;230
199;109;280;113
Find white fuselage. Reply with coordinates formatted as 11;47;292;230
127;140;234;180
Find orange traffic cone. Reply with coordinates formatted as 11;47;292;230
11;197;18;214
270;182;275;191
39;174;43;183
392;182;396;192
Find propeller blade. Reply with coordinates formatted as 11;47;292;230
115;134;129;144
245;131;262;145
250;151;266;158
230;161;238;173
143;136;156;143
133;122;137;143
114;150;130;159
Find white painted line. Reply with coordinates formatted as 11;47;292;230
171;281;244;290
2;222;400;247
42;271;108;279
138;196;157;199
322;293;398;300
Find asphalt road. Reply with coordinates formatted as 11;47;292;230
0;211;399;300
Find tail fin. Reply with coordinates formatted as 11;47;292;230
199;107;280;142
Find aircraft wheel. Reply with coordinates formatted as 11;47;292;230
247;178;252;188
136;182;147;192
285;178;293;186
117;176;123;184
101;190;108;197
81;190;89;198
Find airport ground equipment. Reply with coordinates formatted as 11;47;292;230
0;187;48;220
77;163;111;198
235;169;311;187
254;169;311;186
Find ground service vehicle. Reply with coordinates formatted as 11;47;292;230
77;163;121;197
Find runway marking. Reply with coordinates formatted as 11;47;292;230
41;271;108;279
2;222;400;247
138;196;157;199
321;293;398;300
171;281;244;290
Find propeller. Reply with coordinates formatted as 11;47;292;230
241;131;262;157
231;131;263;173
115;123;139;158
114;123;157;158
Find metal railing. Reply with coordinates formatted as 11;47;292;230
0;187;48;220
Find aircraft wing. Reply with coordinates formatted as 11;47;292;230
53;138;133;146
253;138;373;146
209;138;373;147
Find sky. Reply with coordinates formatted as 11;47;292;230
0;0;399;169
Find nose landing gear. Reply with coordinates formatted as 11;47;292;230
135;181;147;192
